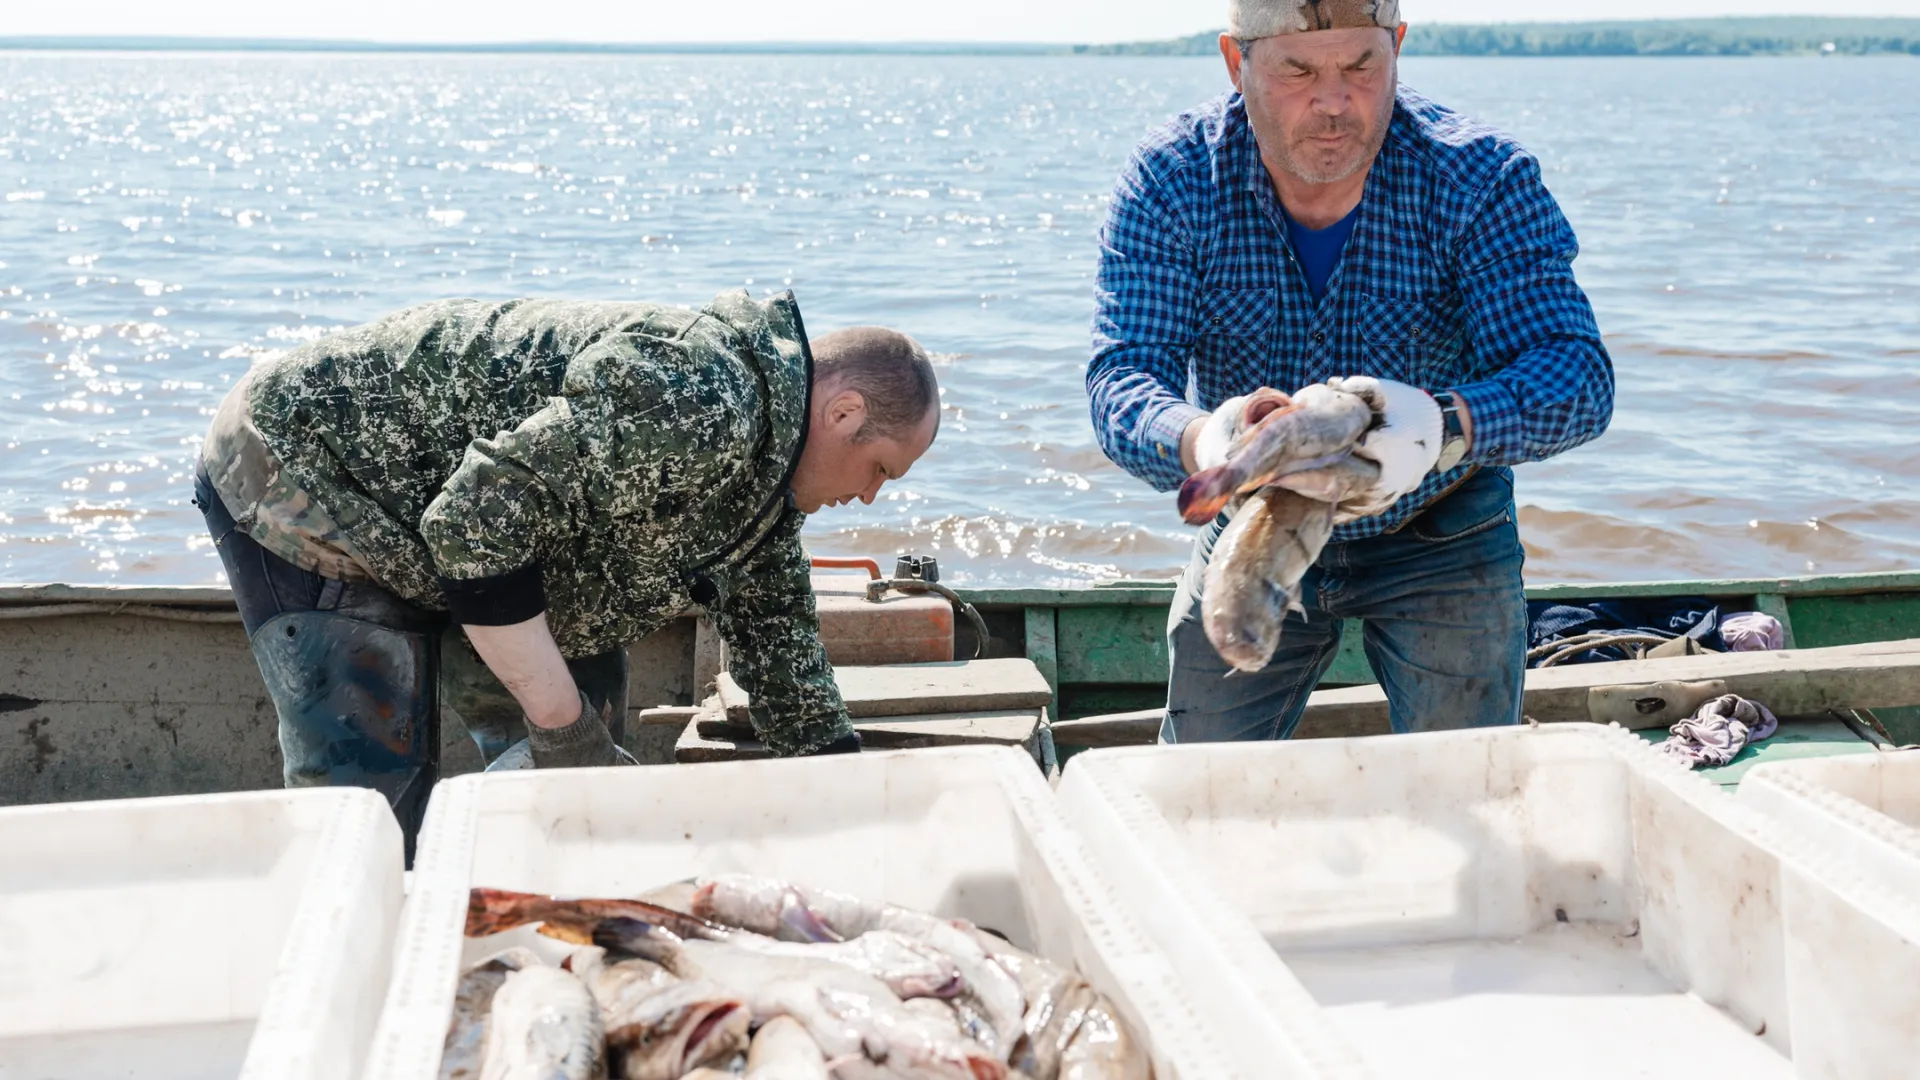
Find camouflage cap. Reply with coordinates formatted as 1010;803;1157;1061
1229;0;1402;38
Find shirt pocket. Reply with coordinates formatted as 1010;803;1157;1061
1193;288;1274;408
1358;292;1467;387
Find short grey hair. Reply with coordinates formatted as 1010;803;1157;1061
809;327;940;444
1229;0;1402;40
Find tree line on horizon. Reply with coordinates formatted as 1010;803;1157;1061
1075;17;1920;57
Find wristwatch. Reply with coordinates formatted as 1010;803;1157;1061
1432;391;1468;472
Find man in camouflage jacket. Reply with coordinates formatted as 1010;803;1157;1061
196;288;939;837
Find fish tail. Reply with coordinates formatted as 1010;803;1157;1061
465;888;552;938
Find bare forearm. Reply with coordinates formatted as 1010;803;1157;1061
461;614;581;730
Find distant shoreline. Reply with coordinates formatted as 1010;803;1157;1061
3;17;1918;58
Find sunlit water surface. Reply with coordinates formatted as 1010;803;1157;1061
0;53;1914;587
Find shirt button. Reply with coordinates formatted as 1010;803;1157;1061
1313;332;1326;344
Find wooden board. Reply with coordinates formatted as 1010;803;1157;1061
715;673;751;725
677;708;1044;763
714;659;1052;721
836;659;1052;717
1296;640;1920;737
1052;709;1163;749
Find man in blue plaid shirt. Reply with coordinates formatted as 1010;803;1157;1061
1089;0;1614;742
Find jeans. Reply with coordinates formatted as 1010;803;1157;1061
194;467;626;848
1163;467;1528;743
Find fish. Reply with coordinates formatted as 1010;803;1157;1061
602;978;751;1080
592;917;1006;1080
1056;1000;1150;1080
745;1015;831;1080
565;939;751;1078
479;965;606;1080
968;933;1149;1080
469;888;731;944
1177;384;1374;525
470;888;962;1002
691;874;846;943
1200;488;1337;673
1270;453;1382;510
441;948;544;1080
696;876;1025;1059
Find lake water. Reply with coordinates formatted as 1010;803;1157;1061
0;52;1915;588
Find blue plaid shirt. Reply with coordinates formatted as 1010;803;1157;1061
1088;88;1614;541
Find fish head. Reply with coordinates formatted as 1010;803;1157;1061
591;916;693;976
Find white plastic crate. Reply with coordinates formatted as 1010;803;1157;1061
1740;752;1920;1078
364;746;1249;1080
1057;724;1920;1080
0;786;404;1080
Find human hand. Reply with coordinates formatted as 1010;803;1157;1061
523;690;636;769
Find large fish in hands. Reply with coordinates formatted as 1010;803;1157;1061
1199;448;1382;673
1177;384;1374;525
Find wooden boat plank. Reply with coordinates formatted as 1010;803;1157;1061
1053;710;1162;749
678;708;1042;762
716;659;1051;720
1297;641;1920;732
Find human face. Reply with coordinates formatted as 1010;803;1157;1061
789;386;937;514
1224;26;1403;187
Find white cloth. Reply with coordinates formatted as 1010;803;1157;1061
1659;695;1780;768
1721;612;1787;652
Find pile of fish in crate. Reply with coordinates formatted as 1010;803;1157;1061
448;875;1142;1079
9;728;1920;1080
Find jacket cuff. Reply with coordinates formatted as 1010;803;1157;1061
1449;380;1523;469
1141;401;1208;490
808;732;863;756
440;563;547;626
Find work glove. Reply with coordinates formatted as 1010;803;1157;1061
1277;376;1441;519
520;691;639;770
1191;389;1293;473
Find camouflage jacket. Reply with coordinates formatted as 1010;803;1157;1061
204;290;851;756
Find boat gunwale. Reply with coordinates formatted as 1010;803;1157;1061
4;568;1919;611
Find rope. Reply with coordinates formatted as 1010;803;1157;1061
1531;632;1679;669
0;602;243;624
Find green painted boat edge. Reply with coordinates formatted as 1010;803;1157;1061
955;568;1920;608
6;567;1916;610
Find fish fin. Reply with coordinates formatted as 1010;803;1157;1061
1177;467;1238;525
534;920;598;947
779;891;845;944
465;888;550;938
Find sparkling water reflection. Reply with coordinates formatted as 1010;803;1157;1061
0;53;1914;587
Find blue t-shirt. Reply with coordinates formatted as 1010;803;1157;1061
1285;204;1361;302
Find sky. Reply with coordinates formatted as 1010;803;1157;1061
2;0;1919;44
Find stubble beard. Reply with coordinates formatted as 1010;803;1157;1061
1268;87;1396;186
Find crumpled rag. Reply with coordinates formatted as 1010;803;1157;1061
1720;611;1787;653
1659;695;1780;769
